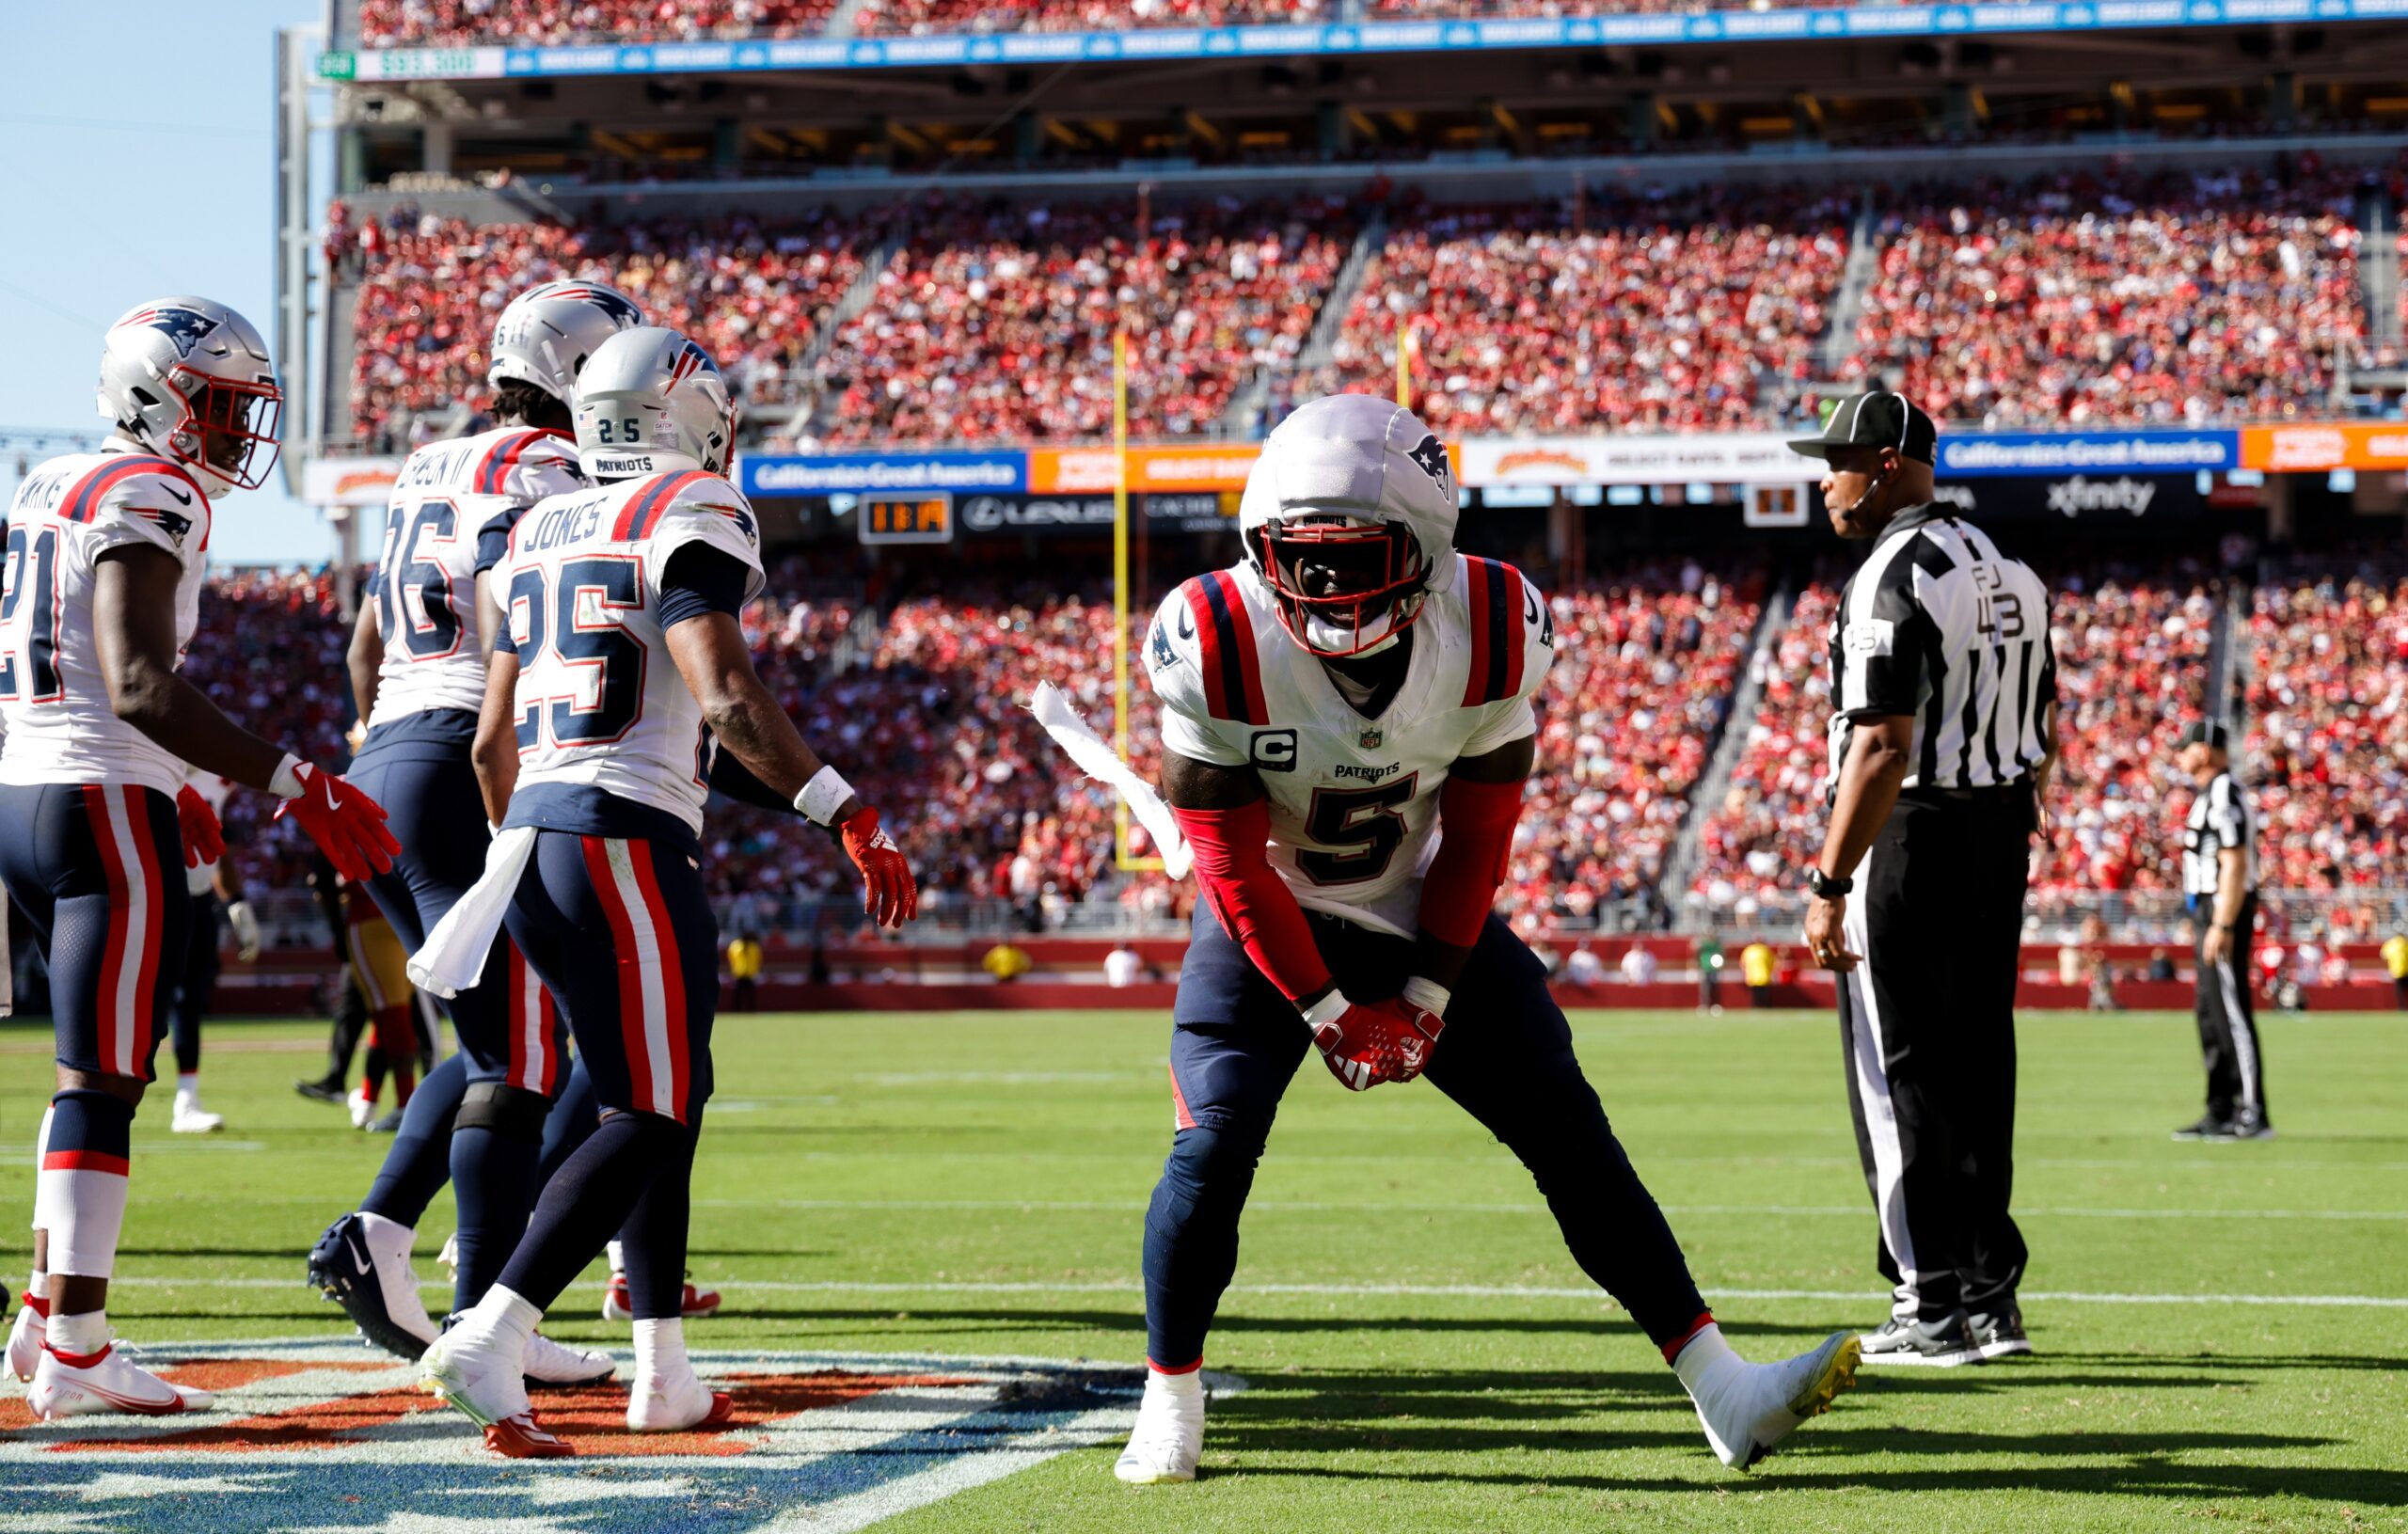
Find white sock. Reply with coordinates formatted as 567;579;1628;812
1146;1365;1204;1399
356;1210;415;1266
606;1239;626;1277
632;1317;687;1383
43;1167;129;1280
176;1073;201;1104
49;1308;108;1358
24;1270;47;1316
30;1107;55;1231
459;1284;542;1350
1671;1323;1740;1396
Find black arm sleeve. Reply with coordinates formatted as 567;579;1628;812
657;543;752;630
706;740;803;815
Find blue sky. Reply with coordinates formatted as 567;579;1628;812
1;2;331;564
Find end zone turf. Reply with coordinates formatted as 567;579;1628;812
2;1008;2402;1532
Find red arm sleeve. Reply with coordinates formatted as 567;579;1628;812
1172;799;1333;1005
1417;774;1527;948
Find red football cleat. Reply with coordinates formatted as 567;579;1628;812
483;1411;575;1459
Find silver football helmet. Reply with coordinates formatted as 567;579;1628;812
1239;393;1459;657
573;327;737;481
488;280;646;406
96;297;282;495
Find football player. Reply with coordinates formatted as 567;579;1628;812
1113;395;1859;1482
418;326;916;1456
2;298;397;1418
164;767;260;1133
306;281;643;1387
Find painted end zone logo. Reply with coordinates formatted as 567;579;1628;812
0;1338;1241;1533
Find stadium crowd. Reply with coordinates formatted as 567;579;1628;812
2242;573;2408;894
1846;166;2368;428
1291;191;1852;435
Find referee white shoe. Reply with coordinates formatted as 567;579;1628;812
1680;1326;1861;1470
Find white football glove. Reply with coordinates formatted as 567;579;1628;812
226;899;262;963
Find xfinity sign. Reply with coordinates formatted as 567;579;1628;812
2046;475;2158;517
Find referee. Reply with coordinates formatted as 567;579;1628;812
2174;721;2271;1141
1789;393;2057;1368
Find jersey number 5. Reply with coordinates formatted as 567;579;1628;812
507;557;646;750
1296;773;1418;885
0;524;64;703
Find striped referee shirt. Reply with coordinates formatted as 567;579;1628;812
2182;771;2257;896
1827;503;2056;797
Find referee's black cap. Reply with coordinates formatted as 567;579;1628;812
1788;391;1938;465
2178;720;2232;751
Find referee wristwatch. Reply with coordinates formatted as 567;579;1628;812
1806;867;1854;899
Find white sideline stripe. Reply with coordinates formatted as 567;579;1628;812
684;1197;2408;1222
120;1275;2408;1307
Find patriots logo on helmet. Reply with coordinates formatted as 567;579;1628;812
548;286;645;326
669;340;717;386
129;307;221;359
1406;434;1450;491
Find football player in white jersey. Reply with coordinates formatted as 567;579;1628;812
418;326;917;1457
1113;395;1859;1482
307;281;642;1391
163;767;261;1133
1;298;398;1419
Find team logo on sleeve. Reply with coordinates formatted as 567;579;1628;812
1149;619;1180;671
128;307;221;357
141;505;196;546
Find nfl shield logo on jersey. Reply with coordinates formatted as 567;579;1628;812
1359;726;1383;750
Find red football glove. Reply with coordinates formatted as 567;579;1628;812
839;806;919;928
1302;991;1441;1091
272;761;400;882
175;783;225;870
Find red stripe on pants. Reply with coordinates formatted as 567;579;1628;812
83;785;131;1075
626;841;689;1120
121;786;165;1073
583;837;664;1118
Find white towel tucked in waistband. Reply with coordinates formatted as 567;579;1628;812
406;825;537;999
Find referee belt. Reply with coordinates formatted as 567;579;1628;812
1901;781;2035;807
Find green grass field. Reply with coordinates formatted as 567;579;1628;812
3;1005;2404;1532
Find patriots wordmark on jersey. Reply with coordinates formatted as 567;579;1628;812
1146;553;1554;939
495;467;766;838
367;426;586;726
0;445;214;796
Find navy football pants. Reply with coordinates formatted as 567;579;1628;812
1147;905;1708;1370
0;783;187;1083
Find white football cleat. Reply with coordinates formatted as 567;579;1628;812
1687;1331;1860;1470
29;1341;214;1419
626;1364;732;1432
348;1088;377;1131
524;1332;617;1388
170;1095;223;1134
1114;1369;1206;1484
8;1298;47;1383
422;1325;569;1458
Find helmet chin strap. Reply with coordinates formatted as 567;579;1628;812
1303;606;1404;657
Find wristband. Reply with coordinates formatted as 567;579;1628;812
269;753;307;800
794;764;855;827
1301;989;1352;1029
1401;976;1451;1018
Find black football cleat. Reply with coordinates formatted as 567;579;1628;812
1968;1304;2032;1360
295;1075;349;1105
2172;1114;2228;1141
308;1212;438;1361
1859;1310;1984;1367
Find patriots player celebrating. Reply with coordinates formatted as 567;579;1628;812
1114;395;1859;1482
418;326;917;1456
306;281;644;1391
2;298;398;1419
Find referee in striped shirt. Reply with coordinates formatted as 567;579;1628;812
2175;721;2272;1141
1790;393;2057;1368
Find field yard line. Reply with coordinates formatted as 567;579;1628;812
685;1196;2408;1222
109;1275;2408;1307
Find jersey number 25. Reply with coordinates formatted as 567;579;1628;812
507;557;645;749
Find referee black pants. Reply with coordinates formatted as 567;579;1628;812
1837;791;2031;1323
2192;894;2266;1124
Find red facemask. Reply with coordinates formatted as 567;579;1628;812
1256;519;1431;659
173;365;284;491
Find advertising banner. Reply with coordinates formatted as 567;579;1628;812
1458;433;1816;487
1026;444;1263;495
302;456;404;507
1936;429;2238;478
739;451;1025;498
1930;472;2203;519
955;492;1228;534
2239;422;2408;473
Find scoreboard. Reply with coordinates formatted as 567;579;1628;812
859;492;954;545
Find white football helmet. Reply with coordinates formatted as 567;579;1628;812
96;297;282;496
573;327;737;481
1239;393;1458;658
488;280;646;406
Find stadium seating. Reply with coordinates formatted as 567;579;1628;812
817;198;1355;444
340;209;868;452
356;0;836;46
853;0;1324;36
1846;166;2368;427
1283;190;1853;434
2242;574;2408;893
